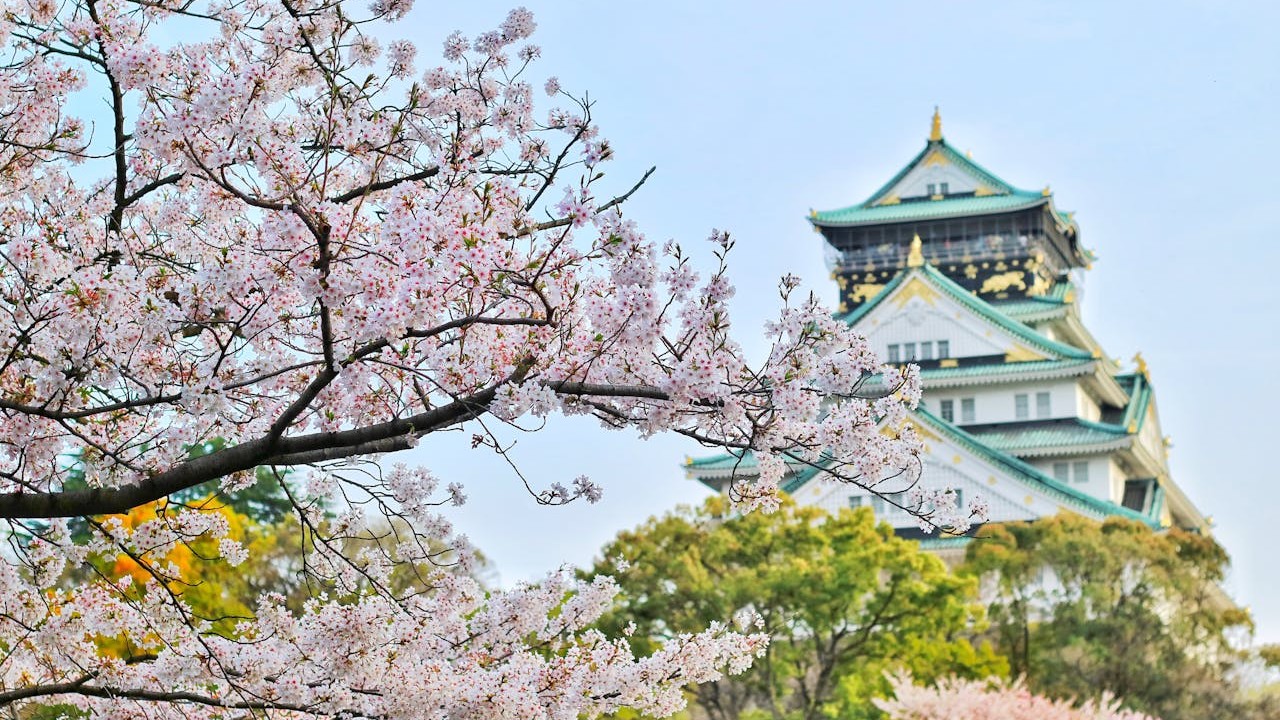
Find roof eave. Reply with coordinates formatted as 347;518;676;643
995;438;1132;458
810;196;1048;229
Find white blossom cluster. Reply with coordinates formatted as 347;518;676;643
0;0;930;715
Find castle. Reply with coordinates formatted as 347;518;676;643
686;110;1207;557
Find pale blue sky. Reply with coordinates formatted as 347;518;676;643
392;1;1280;643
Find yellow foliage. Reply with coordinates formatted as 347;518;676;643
93;496;258;654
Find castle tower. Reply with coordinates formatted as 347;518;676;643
687;112;1208;555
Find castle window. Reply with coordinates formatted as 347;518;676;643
1122;481;1149;512
1053;462;1070;482
939;182;950;195
926;183;936;195
1036;392;1052;418
937;340;951;359
1072;461;1090;483
848;496;864;509
903;342;916;360
920;341;934;360
960;398;976;423
887;344;900;363
940;399;955;422
1015;394;1030;420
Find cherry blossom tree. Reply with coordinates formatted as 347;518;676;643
875;673;1161;720
0;0;937;717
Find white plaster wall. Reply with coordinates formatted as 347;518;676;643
923;379;1080;425
1025;456;1124;505
1136;400;1166;469
890;160;983;199
798;444;1071;532
861;296;1009;361
1074;385;1103;422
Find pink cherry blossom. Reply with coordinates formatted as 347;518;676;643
0;1;926;716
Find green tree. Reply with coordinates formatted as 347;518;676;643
589;498;1004;720
960;515;1265;720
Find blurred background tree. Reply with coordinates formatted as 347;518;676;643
961;514;1273;720
588;498;1003;720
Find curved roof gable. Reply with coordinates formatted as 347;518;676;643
809;112;1079;235
843;263;1094;362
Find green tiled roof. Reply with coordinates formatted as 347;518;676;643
812;192;1048;227
684;450;821;495
920;358;1092;384
1116;372;1153;431
917;536;974;551
954;371;1154;457
852;359;1095;394
863;138;1016;206
991;282;1075;321
911;407;1158;526
921;265;1092;359
810;137;1077;230
842;264;1093;361
686;407;1158;527
967;419;1129;454
686;451;753;470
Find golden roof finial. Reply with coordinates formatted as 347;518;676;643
1133;352;1149;377
929;106;943;142
907;234;925;267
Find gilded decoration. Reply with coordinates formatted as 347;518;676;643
877;194;901;206
849;283;884;303
1005;345;1045;362
939;358;958;368
891;277;940;308
1133;352;1150;377
906;234;925;267
980;271;1027;294
963;264;978;279
1026;272;1052;297
929;106;943;141
908;420;941;442
974;186;995;197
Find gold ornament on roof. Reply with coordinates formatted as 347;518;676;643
1133;352;1150;377
850;283;885;303
981;271;1027;294
907;234;925;267
929;106;943;142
